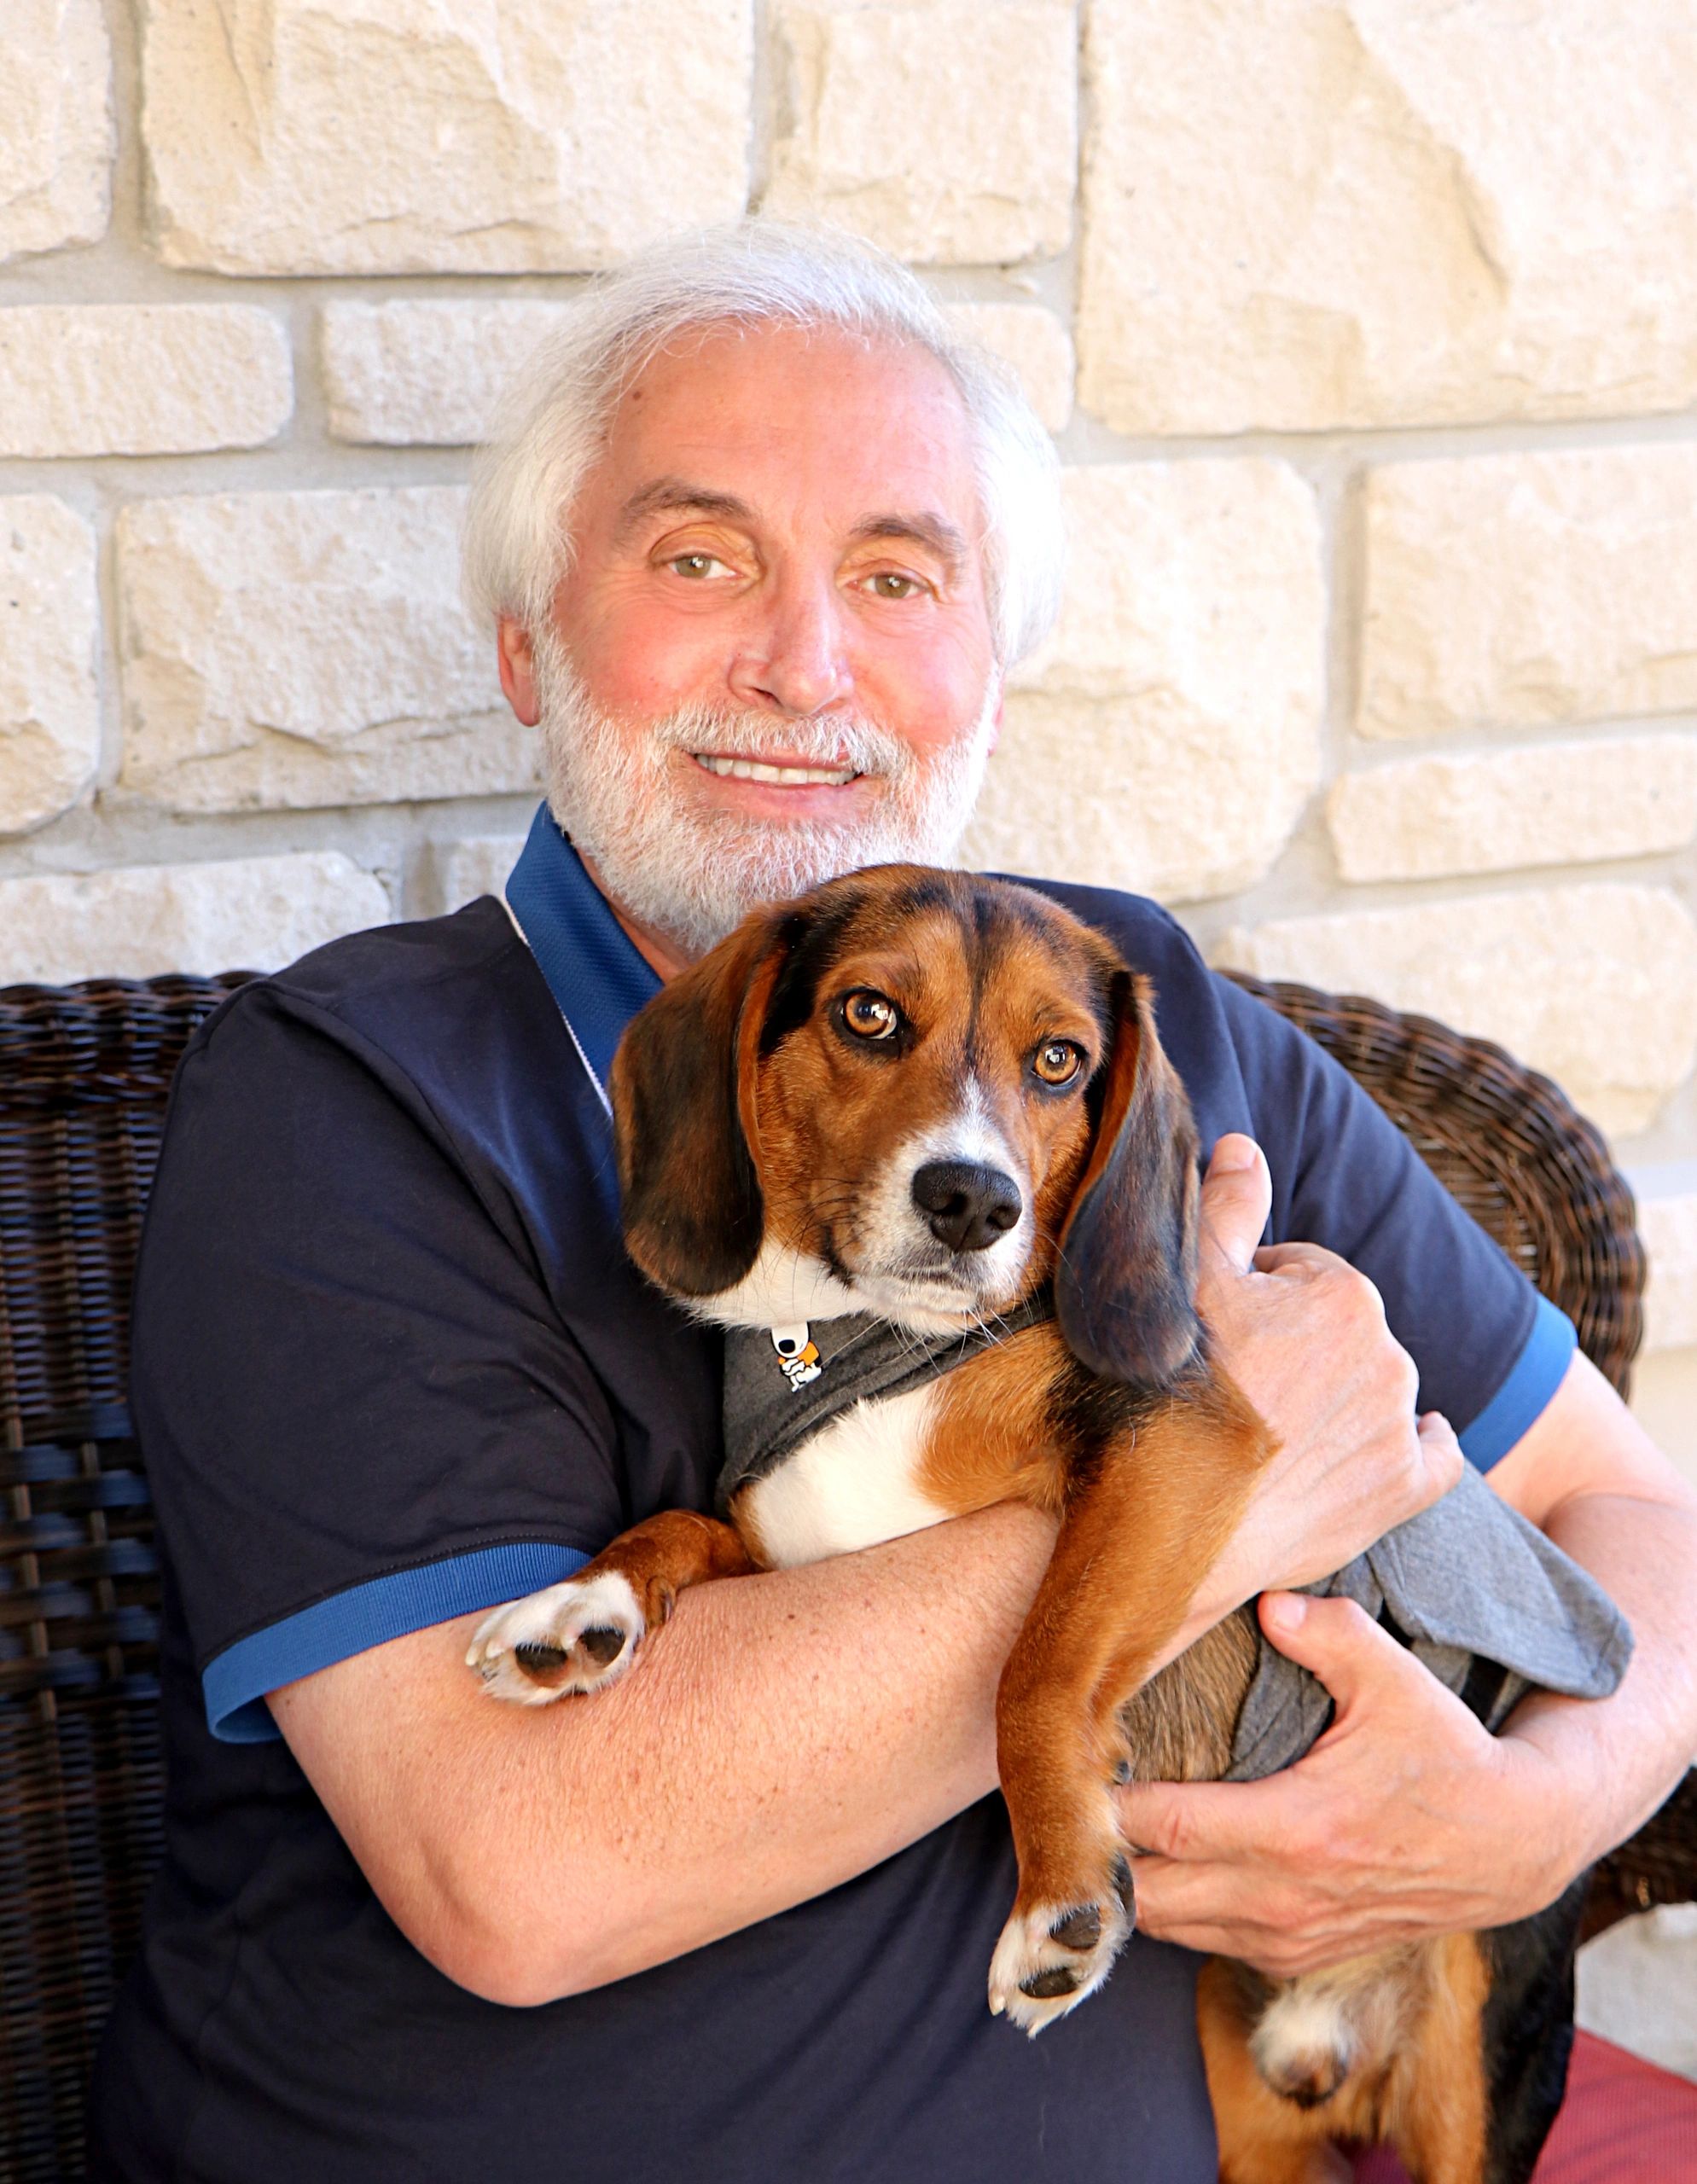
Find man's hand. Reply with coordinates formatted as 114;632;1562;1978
1183;1134;1463;1631
1117;1591;1562;1975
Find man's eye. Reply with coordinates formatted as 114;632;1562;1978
841;990;902;1040
863;571;925;600
668;553;733;580
1032;1039;1084;1087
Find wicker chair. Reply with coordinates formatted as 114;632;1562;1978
0;967;1692;2183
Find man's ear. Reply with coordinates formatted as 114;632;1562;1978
497;616;540;726
609;912;793;1298
1055;969;1202;1389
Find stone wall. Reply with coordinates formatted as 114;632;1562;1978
3;0;1696;2067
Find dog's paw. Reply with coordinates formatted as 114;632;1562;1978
987;1862;1136;2036
465;1571;647;1704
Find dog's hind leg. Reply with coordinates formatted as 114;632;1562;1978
1448;1884;1585;2184
467;1509;754;1704
1200;1959;1357;2184
1375;1933;1492;2184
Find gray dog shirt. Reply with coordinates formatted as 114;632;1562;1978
721;1306;1632;1780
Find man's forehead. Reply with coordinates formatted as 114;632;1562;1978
586;320;984;546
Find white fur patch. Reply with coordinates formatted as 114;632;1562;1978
742;1380;949;1568
690;1239;859;1333
1249;1976;1357;2094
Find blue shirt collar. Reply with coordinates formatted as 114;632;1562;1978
504;804;661;1103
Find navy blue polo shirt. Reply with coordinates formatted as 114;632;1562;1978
89;809;1574;2183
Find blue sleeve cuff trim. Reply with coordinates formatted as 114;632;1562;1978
202;1541;591;1745
1457;1294;1578;1471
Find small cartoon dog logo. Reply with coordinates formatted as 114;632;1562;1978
770;1323;822;1391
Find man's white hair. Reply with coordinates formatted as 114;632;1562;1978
461;219;1065;667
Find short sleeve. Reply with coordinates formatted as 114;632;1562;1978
1212;973;1576;1467
132;985;624;1742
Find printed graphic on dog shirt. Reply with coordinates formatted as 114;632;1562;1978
770;1323;822;1390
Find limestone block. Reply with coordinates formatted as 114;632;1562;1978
964;462;1323;901
1578;1908;1697;2083
1637;1187;1697;1356
321;299;579;446
1078;1;1697;434
1328;735;1697;885
764;0;1077;264
435;834;527;915
943;303;1073;432
115;487;538;813
1219;886;1697;1138
0;497;100;839
1359;449;1697;740
0;854;392;988
140;0;753;276
0;306;292;458
0;0;112;263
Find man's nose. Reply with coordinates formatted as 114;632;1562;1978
728;575;852;717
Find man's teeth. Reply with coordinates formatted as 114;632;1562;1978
694;754;857;787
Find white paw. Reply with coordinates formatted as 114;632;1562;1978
465;1571;646;1705
987;1885;1134;2036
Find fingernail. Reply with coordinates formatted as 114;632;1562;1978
1263;1592;1305;1634
1209;1136;1258;1174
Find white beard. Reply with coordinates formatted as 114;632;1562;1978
532;634;997;961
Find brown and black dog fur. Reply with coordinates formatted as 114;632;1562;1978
467;865;1588;2184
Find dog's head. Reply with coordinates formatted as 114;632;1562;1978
609;866;1202;1388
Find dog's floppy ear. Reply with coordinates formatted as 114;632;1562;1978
610;911;793;1298
1055;968;1202;1389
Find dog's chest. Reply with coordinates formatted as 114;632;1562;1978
737;1379;949;1567
719;1302;1058;1569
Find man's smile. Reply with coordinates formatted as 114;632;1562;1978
691;752;860;787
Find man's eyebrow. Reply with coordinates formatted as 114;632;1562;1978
614;479;758;540
846;512;969;574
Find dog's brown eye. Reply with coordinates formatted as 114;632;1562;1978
842;990;901;1040
1033;1039;1083;1086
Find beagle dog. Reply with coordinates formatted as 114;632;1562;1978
467;864;1591;2184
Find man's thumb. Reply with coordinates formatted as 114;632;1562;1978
1258;1592;1411;1718
1198;1134;1272;1275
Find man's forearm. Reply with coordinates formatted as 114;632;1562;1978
1498;1484;1697;1884
272;1502;1056;2006
1485;1353;1697;1888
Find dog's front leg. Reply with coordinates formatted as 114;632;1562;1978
468;1510;755;1705
989;1376;1273;2033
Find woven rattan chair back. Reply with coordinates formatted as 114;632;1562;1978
1222;973;1646;1397
1;975;253;2184
0;967;1659;2181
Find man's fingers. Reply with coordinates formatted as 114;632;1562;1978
1115;1770;1287;1866
1250;1240;1334;1276
1415;1409;1465;1502
1197;1135;1272;1279
1257;1591;1426;1719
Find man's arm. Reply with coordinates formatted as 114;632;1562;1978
270;1136;1455;2006
1116;1345;1697;1978
271;1503;1054;2006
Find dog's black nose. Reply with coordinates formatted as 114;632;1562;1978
911;1161;1023;1254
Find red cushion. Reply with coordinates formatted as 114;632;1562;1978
1351;2031;1697;2183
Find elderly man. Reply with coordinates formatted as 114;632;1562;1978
90;225;1697;2183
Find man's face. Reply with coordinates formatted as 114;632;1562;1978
497;319;1003;962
